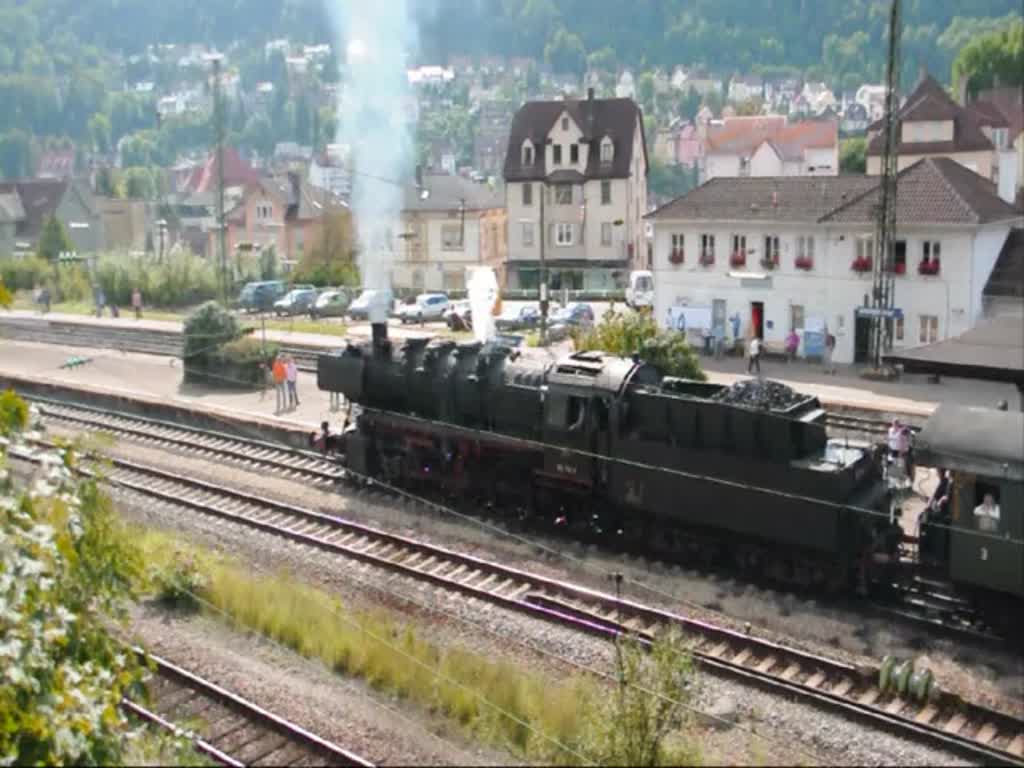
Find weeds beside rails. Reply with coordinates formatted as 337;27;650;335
137;529;704;766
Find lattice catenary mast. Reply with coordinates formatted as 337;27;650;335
869;0;902;370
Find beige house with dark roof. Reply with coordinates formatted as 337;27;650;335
646;158;1022;365
502;91;648;292
866;75;996;181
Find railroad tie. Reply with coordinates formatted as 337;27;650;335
943;714;967;735
914;704;939;725
974;723;998;745
830;678;854;697
779;664;801;681
1007;733;1024;757
755;655;777;674
885;697;907;715
731;649;752;667
857;688;881;706
805;671;826;689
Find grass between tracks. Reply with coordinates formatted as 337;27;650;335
135;529;705;766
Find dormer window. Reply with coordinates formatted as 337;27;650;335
600;137;614;164
561;116;569;130
522;141;534;166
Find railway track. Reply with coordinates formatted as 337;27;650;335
31;397;342;486
47;452;1022;766
125;650;373;767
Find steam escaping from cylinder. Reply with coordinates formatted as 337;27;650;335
466;266;499;344
328;0;416;290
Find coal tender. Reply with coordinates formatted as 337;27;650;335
319;339;893;594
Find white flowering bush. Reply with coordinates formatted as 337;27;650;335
0;389;146;765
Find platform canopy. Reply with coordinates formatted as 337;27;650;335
884;315;1024;388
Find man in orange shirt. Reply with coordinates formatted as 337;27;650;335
271;354;287;413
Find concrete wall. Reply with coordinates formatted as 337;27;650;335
651;218;1002;363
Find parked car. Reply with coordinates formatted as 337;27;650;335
399;293;450;324
626;270;654;310
273;288;318;317
494;304;541;332
547;302;595;341
310;288;353;319
444;300;472;331
237;280;287;313
347;289;394;321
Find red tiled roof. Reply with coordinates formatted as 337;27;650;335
0;179;69;239
704;116;786;155
186;147;260;194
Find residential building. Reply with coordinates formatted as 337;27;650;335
0;178;103;256
840;102;870;135
309;144;352;201
37;150;76;179
653;121;701;168
646;158;1022;365
98;198;151;253
856;84;887;122
702;116;839;182
866;74;995;181
216;172;347;268
182;147;261;196
502;91;649;291
474;100;515;177
968;84;1024;205
683;71;723;98
393;173;506;293
728;74;764;104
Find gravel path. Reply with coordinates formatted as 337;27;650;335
62;424;1022;718
127;604;506;766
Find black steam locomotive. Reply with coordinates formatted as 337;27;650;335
318;337;1023;625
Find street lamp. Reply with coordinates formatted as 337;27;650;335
157;219;168;262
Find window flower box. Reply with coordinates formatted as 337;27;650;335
893;261;906;276
918;258;941;276
729;251;747;268
699;251;715;267
795;256;813;271
851;256;872;274
760;256;779;271
669;248;684;265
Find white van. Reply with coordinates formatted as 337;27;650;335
626;270;654;310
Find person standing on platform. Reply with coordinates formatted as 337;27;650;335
747;336;762;375
785;328;800;363
131;287;143;320
272;355;287;413
823;330;837;375
285;355;299;409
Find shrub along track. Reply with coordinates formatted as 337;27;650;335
13;436;1020;767
124;649;373;767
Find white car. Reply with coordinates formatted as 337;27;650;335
399;293;450;324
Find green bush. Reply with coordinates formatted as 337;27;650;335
149;549;209;612
95;251;218;308
573;309;706;381
0;255;52;292
290;258;360;288
182;302;273;388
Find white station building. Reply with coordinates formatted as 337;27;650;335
646;157;1022;364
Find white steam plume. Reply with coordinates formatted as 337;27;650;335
329;0;416;290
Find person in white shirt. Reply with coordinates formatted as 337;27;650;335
973;494;1001;534
747;336;762;375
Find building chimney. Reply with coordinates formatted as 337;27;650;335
958;76;969;107
917;64;927;87
587;87;594;101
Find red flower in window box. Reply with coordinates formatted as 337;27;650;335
851;256;872;273
729;250;747;267
918;258;940;276
669;248;685;265
795;256;813;270
700;251;715;267
893;261;906;275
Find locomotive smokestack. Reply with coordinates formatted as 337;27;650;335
367;289;391;355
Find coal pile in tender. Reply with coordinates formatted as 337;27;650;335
712;379;806;410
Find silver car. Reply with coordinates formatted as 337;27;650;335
399;293;450;324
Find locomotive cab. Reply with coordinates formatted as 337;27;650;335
914;405;1023;608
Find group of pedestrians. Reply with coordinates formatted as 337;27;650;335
88;286;145;319
271;353;300;413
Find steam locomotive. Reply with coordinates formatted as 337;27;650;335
318;336;1023;629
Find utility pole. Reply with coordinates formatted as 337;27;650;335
869;0;902;371
539;181;548;344
211;53;228;304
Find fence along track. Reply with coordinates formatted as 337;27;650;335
124;650;373;767
85;455;1022;766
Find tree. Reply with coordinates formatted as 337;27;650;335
87;112;111;154
293;211;359;287
574;309;705;381
734;97;764;116
637;71;657;114
0;391;147;765
587;46;618;75
952;18;1024;98
840;137;867;173
37;215;74;262
0;130;31;179
122;166;158;199
544;28;586;78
